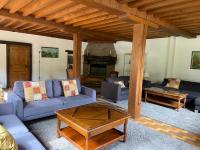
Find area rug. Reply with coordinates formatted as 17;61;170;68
113;99;200;135
27;117;199;150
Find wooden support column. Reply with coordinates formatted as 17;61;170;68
128;24;148;119
73;33;82;78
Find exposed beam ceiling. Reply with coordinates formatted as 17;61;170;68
73;0;196;38
0;9;126;41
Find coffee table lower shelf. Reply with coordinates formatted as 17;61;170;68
58;127;124;150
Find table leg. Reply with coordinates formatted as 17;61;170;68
123;119;128;142
57;118;61;138
85;135;90;150
145;92;147;103
184;97;186;108
177;99;181;112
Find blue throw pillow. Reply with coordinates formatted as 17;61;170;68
45;80;53;98
52;80;64;97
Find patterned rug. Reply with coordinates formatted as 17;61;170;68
27;117;199;150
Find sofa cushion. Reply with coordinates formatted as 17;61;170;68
0;115;28;135
179;80;200;92
13;81;25;99
24;98;63;117
180;90;200;99
52;80;64;97
45;80;53;98
121;88;129;96
13;132;45;150
58;94;95;108
195;97;200;106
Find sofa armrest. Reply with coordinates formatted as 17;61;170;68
7;92;24;120
101;81;121;102
0;102;14;115
81;86;96;100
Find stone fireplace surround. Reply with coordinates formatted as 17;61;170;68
83;42;117;78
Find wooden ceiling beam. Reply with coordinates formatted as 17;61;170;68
72;0;195;38
0;25;69;39
0;9;125;41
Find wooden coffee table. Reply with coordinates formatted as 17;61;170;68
145;87;188;111
56;102;130;150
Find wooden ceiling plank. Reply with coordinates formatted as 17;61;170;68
83;19;122;28
48;4;86;22
0;9;125;41
5;0;32;14
149;1;200;14
3;20;16;27
140;0;190;11
72;0;195;38
21;0;57;16
90;22;126;30
0;26;69;39
0;0;9;9
73;15;117;27
118;0;137;4
12;22;27;29
35;0;74;18
63;12;108;24
128;0;163;8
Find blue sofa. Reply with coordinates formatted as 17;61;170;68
101;76;151;103
0;103;45;150
8;79;96;121
154;79;200;112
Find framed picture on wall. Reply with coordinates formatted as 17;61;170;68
191;51;200;69
41;47;59;58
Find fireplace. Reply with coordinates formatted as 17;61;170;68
82;42;117;87
90;64;107;77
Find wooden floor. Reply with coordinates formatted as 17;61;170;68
135;117;200;148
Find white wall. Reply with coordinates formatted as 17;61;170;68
0;44;7;87
0;30;86;87
114;38;170;82
172;36;200;82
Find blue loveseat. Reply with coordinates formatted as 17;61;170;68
0;103;45;150
8;79;96;121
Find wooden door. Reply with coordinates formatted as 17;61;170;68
7;44;32;88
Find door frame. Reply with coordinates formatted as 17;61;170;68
0;41;32;88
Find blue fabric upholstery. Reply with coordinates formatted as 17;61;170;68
45;80;53;98
195;97;200;106
81;86;96;99
52;80;64;97
13;81;25;99
9;78;96;121
0;102;14;115
59;94;96;108
0;114;46;150
8;92;24;120
24;98;63;118
0;115;28;135
13;132;46;150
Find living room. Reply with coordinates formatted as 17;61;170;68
0;0;200;150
